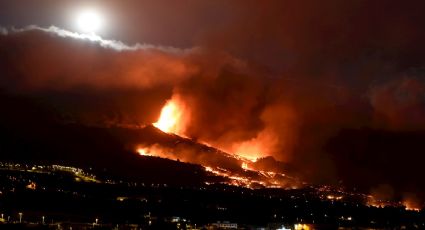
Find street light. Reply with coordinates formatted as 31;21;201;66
18;212;23;223
42;216;45;224
93;218;99;228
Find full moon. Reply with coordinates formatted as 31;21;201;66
76;10;103;34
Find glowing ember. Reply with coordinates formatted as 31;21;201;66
403;200;421;212
366;196;385;208
137;148;151;156
136;145;171;159
153;95;188;134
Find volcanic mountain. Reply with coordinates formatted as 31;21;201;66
1;94;423;210
0;94;301;188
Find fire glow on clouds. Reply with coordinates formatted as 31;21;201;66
2;17;425;205
1;25;275;161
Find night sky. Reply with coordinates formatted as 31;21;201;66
1;0;425;203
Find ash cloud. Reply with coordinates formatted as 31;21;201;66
369;76;425;129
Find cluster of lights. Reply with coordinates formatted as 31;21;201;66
294;223;311;230
326;195;343;200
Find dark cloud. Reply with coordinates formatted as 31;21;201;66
370;76;425;129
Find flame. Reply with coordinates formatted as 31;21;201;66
153;95;188;134
137;148;152;156
152;95;273;162
232;141;265;161
403;199;421;212
153;100;181;133
137;145;170;159
230;128;281;161
366;195;386;208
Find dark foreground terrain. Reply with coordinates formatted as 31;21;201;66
0;162;423;230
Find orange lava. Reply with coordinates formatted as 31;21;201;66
137;148;151;156
153;95;188;135
135;144;300;189
404;199;421;212
232;141;264;162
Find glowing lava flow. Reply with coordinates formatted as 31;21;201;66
146;95;303;189
135;143;301;189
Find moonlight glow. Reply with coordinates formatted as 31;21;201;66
76;9;103;34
